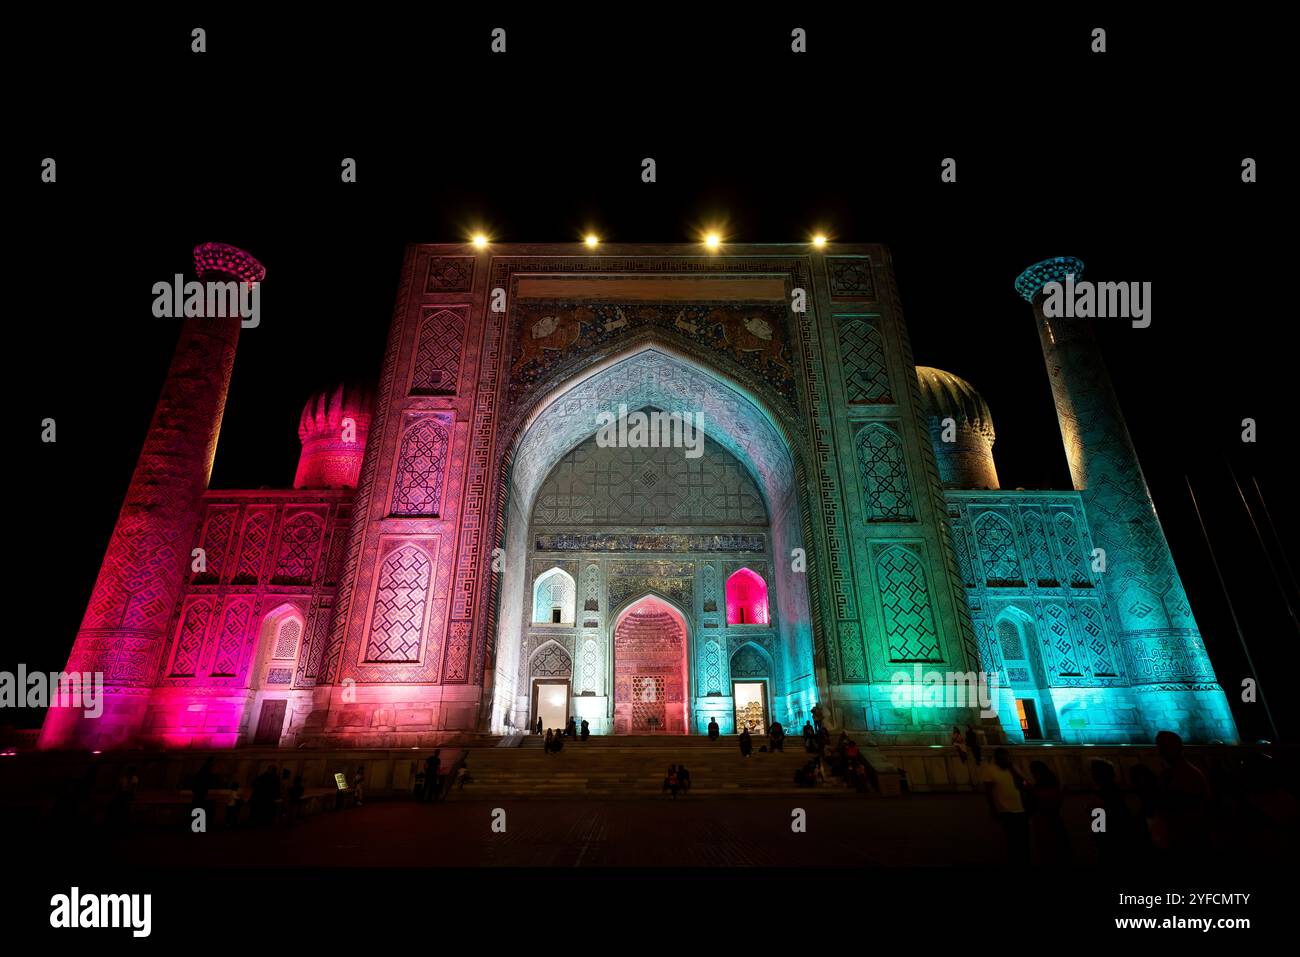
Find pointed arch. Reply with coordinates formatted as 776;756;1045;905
855;422;914;520
725;567;769;625
532;566;576;624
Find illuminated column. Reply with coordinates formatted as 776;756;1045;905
1016;257;1237;743
40;243;262;749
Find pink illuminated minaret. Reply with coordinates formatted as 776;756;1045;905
39;243;263;749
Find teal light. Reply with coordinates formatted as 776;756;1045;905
1014;256;1085;302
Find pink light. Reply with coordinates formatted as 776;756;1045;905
725;568;769;625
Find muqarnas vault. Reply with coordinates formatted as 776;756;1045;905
40;244;1238;750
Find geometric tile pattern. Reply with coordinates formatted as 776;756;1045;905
1043;603;1081;676
997;617;1025;660
365;545;432;663
838;317;891;402
532;432;768;527
391;419;449;517
855;423;914;521
170;598;213;677
232;509;274;584
424;256;474;293
974;511;1022;585
876;545;942;662
1019;508;1058;585
412;308;465;395
273;512;324;584
827;257;876;298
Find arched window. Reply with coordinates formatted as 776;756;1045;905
532;568;576;624
255;605;306;688
725;568;769;625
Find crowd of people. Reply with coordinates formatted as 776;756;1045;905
974;728;1297;866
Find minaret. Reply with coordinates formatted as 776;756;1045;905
1016;257;1237;743
39;243;263;749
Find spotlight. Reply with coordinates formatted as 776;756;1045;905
812;234;828;248
585;234;600;248
704;232;721;249
472;234;489;249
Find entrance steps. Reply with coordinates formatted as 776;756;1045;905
451;738;867;799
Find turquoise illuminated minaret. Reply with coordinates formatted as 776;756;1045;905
1016;258;1238;743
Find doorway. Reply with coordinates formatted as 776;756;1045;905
733;681;767;734
1016;698;1044;739
534;679;570;733
254;699;288;746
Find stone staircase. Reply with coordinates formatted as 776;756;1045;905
449;735;868;799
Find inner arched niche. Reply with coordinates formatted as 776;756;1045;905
489;343;815;734
612;595;689;733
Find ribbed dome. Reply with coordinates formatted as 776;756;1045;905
298;382;374;440
294;382;375;490
915;367;994;439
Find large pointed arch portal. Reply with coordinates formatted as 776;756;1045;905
489;343;816;733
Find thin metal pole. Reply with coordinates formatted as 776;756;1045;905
1187;476;1278;741
1227;463;1300;637
1250;475;1298;594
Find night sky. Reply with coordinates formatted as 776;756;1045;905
9;12;1292;739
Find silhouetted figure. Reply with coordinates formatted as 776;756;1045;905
454;756;471;791
544;729;554;753
106;765;138;830
965;725;982;765
424;750;442;802
579;719;590;741
739;727;753;758
1154;730;1212;860
192;756;216;818
1089;758;1143;863
278;769;292;823
983;747;1029;864
535;716;543;735
1129;763;1161;850
664;764;680;798
225;780;245;828
552;730;564;753
802;721;815;751
1025;760;1071;865
677;764;691;795
769;721;785;753
810;703;824;735
566;716;577;738
708;717;720;741
250;765;278;826
289;773;305;821
351;765;366;807
951;726;967;763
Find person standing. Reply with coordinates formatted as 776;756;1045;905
965;725;982;765
983;748;1029;864
739;727;753;758
431;748;447;806
351;765;366;807
1024;760;1071;864
535;716;543;735
579;719;590;741
707;717;720;741
810;703;824;735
